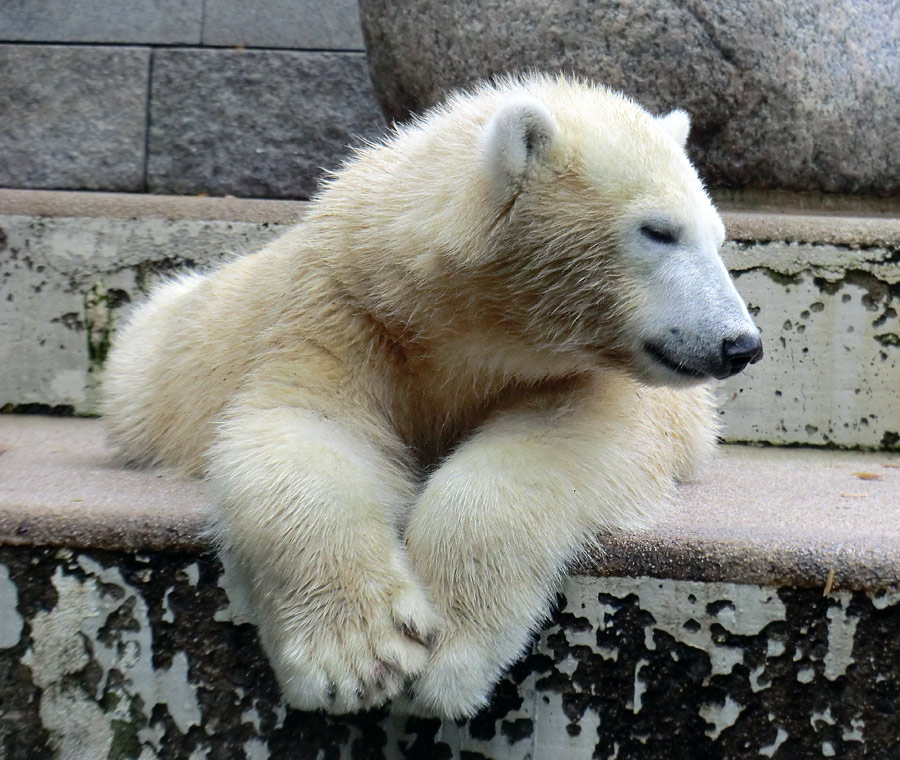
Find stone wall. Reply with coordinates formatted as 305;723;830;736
0;1;386;199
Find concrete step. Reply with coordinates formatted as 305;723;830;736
1;416;900;759
2;189;899;449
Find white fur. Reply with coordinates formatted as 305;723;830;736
482;94;558;197
103;74;754;718
658;108;691;147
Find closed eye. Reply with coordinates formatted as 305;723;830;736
640;224;679;245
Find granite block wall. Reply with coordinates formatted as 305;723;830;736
0;1;385;199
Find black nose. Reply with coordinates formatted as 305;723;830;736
718;333;764;378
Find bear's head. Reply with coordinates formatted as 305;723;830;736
472;76;762;387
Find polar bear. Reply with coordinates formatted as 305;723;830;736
103;74;762;718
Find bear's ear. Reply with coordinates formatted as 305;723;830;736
657;109;691;147
482;95;558;193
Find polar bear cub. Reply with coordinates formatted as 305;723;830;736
103;74;762;718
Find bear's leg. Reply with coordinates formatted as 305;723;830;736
208;384;440;713
406;375;715;718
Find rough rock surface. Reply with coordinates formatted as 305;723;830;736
360;0;900;196
201;0;365;49
147;49;387;199
0;0;202;43
0;45;149;192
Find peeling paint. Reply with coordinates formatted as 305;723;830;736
4;213;898;451
214;551;255;625
759;727;789;757
811;706;835;731
824;592;858;680
156;652;202;734
182;562;200;587
244;738;270;760
2;549;898;758
842;717;865;743
719;256;900;449
162;586;175;623
589;577;787;679
700;695;743;740
749;663;769;693
870;586;900;609
0;564;23;649
632;658;649;713
0;214;283;414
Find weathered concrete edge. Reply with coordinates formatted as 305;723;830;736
2;505;894;593
723;211;900;249
0;188;309;225
3;188;900;247
584;535;897;596
0;509;209;556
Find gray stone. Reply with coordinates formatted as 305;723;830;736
147;49;386;199
359;0;900;196
0;45;149;191
202;0;364;50
0;0;201;44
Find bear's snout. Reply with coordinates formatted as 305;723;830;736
717;333;764;379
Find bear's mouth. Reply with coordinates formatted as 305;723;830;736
643;343;708;380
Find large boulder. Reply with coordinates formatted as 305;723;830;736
359;0;900;196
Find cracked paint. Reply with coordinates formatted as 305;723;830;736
824;592;858;680
700;695;744;740
759;727;789;757
1;548;898;759
0;564;23;648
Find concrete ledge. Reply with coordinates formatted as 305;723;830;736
3;187;899;244
0;188;309;225
723;210;900;248
597;445;900;591
0;416;206;554
2;416;898;590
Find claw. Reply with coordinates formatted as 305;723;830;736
401;620;429;648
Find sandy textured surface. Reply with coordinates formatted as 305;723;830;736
594;445;900;591
1;416;898;588
0;415;207;553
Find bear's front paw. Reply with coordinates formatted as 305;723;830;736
270;578;440;713
409;634;504;719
